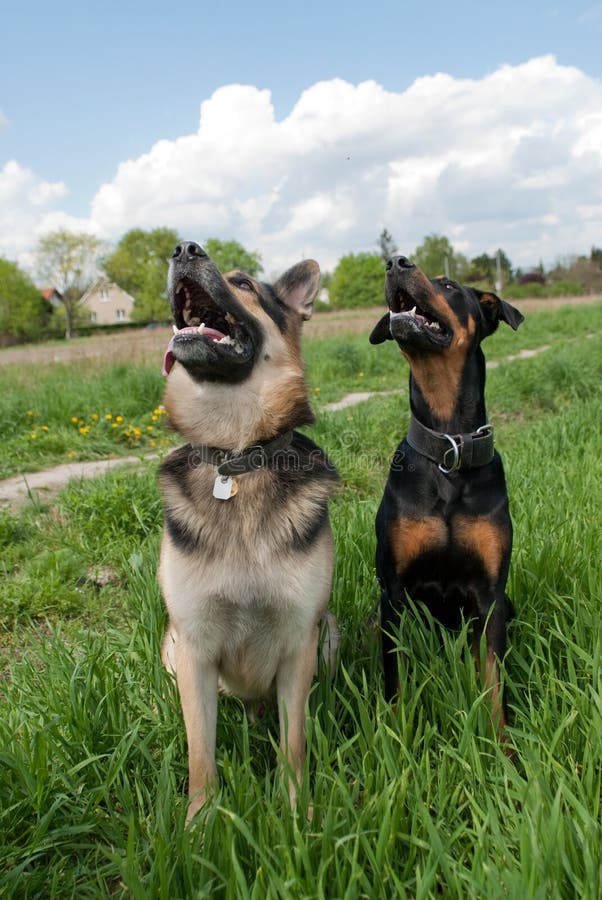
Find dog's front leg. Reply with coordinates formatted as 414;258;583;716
473;592;511;745
174;639;219;823
276;623;320;808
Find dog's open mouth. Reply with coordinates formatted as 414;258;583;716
387;286;451;346
163;277;255;376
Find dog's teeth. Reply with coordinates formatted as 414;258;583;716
172;325;179;335
409;306;417;317
197;323;206;334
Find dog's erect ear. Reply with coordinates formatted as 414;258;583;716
478;291;524;335
369;313;392;344
274;260;321;321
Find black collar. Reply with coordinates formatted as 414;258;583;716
407;414;495;473
189;430;294;477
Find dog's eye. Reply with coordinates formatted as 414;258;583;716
237;279;253;292
444;282;454;290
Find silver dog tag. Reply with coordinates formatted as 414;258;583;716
213;475;238;500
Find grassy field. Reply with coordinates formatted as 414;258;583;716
1;302;601;897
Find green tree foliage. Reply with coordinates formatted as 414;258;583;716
36;231;104;338
328;252;384;309
0;259;49;342
102;227;181;323
466;249;513;288
204;238;262;275
412;234;469;280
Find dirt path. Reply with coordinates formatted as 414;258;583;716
0;339;562;512
0;455;158;511
1;295;599;367
1;296;600;511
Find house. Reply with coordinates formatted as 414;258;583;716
80;280;135;325
41;287;63;308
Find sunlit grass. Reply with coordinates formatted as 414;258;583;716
1;307;601;896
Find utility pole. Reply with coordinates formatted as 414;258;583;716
495;250;502;292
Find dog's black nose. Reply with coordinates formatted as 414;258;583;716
386;255;415;273
172;241;208;260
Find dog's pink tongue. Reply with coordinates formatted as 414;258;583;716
162;326;226;376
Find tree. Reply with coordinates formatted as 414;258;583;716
328;252;385;309
377;228;397;262
466;249;513;288
0;259;49;342
412;234;469;280
203;238;262;276
103;227;181;323
36;231;104;338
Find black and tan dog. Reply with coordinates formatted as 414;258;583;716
370;255;523;738
159;241;338;821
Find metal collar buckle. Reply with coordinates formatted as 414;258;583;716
438;434;462;474
438;423;492;474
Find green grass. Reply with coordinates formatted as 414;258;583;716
1;307;601;897
1;301;601;478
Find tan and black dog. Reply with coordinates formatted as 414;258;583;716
159;241;338;821
370;255;523;738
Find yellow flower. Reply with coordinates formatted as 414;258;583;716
40;425;49;431
314;386;321;393
116;415;124;423
357;371;364;377
92;413;99;421
67;451;77;459
27;410;34;417
30;432;38;439
105;414;113;420
111;422;119;428
71;416;79;423
149;440;157;447
151;415;158;422
147;425;154;431
79;426;90;435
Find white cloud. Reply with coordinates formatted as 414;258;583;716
2;55;602;275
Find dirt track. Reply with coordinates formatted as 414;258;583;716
1;295;600;367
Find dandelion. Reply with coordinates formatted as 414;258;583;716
71;416;79;424
92;413;99;421
357;371;365;378
67;451;77;459
105;414;113;420
40;425;49;431
116;415;124;423
79;426;90;435
147;425;154;431
314;386;321;393
30;432;38;440
149;440;157;447
27;410;35;417
151;415;159;422
111;422;119;428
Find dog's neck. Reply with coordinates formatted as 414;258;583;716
408;346;488;434
163;361;314;451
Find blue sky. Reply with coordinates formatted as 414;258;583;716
1;0;602;274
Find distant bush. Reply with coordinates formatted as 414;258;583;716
547;280;584;297
503;280;585;300
503;282;547;300
329;252;384;309
518;272;546;286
